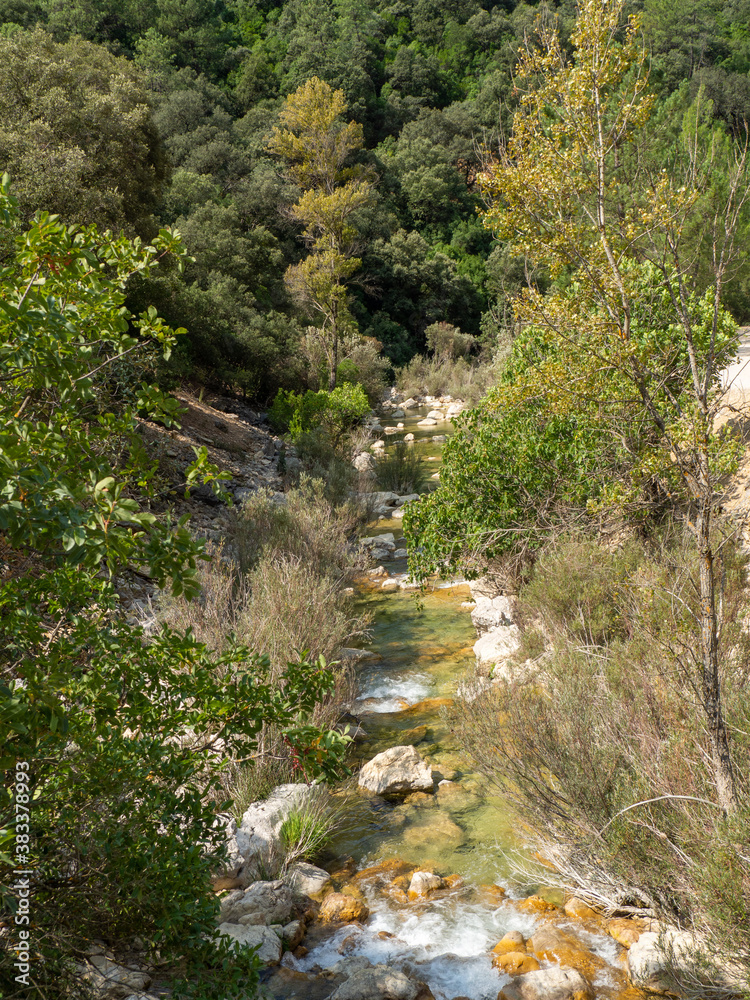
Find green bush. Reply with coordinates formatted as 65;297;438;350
0;186;348;999
375;441;428;495
268;383;370;443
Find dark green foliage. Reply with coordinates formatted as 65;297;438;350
374;440;427;495
0;29;167;236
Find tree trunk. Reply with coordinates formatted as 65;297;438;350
695;499;738;814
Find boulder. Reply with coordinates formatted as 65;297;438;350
607;917;645;948
627;929;696;994
217;923;283;965
371;547;392;561
319;892;370;923
493;953;540;975
361;533;396;550
404;433;415;441
563;896;600;920
432;434;446;442
82;957;151;999
403;398;418;409
417;418;437;427
330;965;434;1000
358;746;434;797
427;410;444;420
528;924;605;979
354;453;377;473
408;870;444;899
473;625;521;667
285;862;332;898
236;783;319;879
392;409;405;418
219;879;297;926
471;595;517;634
362;491;400;507
213;813;245;879
395;494;420;506
393;548;408;558
498;968;593;1000
492;931;527;957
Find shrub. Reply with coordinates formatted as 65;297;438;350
268;383;370;444
278;788;341;871
374;441;428;495
451;525;750;993
395;353;499;405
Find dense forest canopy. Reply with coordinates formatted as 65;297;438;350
2;0;750;401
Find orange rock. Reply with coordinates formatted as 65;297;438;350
444;874;464;890
340;883;366;902
607;917;644;948
475;884;507;906
492;931;527;956
528;925;606;981
212;876;243;891
400;697;454;716
493;951;541;975
387;886;409;905
391;874;411;891
351;858;413;883
516;895;559;916
318;892;370;924
563;896;600;920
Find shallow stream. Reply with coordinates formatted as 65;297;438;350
281;404;633;1000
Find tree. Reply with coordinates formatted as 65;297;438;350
267;76;375;389
0;178;348;997
408;0;749;814
481;0;750;814
0;29;167;236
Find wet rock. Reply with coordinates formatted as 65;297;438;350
516;895;559;916
607;917;646;948
400;725;428;745
528;924;606;980
432;434;446;442
474;884;507;906
393;548;408;558
627;928;697;994
330;965;435;1000
492;931;527;956
408;870;444;899
563;896;600;920
498;968;593;1000
381;579;399;591
493;952;541;975
285;862;331;898
319;892;370;923
402;812;466;849
358;746;434;797
392;409;405;418
331;956;374;976
217;923;283;964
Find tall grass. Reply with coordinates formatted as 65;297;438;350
157;478;371;809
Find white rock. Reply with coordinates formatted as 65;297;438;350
381;579;399;591
84;958;151;999
409;870;444;897
402;398;418;409
392;508;405;519
432;434;446;442
473;624;521;666
285;862;331;897
237;784;319;878
403;433;414;441
427;409;444;420
417;418;437;427
471;595;517;633
393;548;407;558
330;965;424;1000
353;452;376;473
370;546;392;561
371;439;385;450
384;426;400;434
217;923;283;965
500;967;593;1000
219;879;296;925
358;745;434;797
628;929;697;994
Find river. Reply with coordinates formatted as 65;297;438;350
279;403;634;1000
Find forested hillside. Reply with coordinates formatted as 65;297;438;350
2;0;750;402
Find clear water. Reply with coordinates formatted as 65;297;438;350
284;410;632;1000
